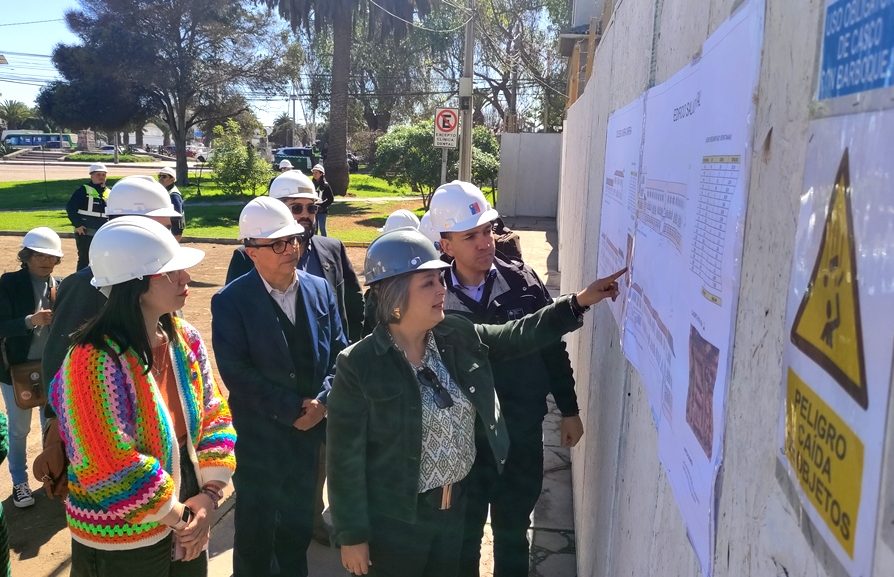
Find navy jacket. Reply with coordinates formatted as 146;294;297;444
211;269;347;468
225;235;364;342
0;268;61;384
444;256;578;425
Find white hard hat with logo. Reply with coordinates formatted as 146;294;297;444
418;211;441;249
379;209;420;234
89;216;204;288
21;227;64;257
278;159;293;169
428;180;498;233
269;170;318;201
106;175;182;217
89;163;108;174
238;197;305;241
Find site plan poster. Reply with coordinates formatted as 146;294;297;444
597;96;644;331
618;1;763;574
779;110;894;577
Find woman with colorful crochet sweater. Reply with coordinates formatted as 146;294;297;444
50;217;236;577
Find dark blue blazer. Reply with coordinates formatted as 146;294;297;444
211;269;347;465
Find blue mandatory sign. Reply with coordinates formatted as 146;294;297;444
818;0;894;99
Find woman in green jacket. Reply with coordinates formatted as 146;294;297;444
327;228;624;577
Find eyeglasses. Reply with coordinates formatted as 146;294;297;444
289;203;319;215
247;235;301;254
416;367;454;409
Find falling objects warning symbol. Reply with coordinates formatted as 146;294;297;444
791;148;868;409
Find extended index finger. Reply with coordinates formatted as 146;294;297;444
605;267;628;282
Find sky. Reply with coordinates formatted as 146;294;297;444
0;1;292;127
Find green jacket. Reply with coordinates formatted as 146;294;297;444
326;295;583;546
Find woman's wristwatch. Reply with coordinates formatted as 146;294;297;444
172;505;192;530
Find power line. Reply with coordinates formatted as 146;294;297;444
0;18;64;27
0;50;53;58
367;0;471;33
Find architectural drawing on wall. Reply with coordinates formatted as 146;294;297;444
596;1;764;574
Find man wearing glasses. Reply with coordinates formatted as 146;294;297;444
225;170;364;343
211;197;347;577
157;167;185;241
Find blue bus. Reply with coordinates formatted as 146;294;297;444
1;130;77;150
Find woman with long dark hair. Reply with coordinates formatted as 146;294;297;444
327;228;624;577
51;217;236;577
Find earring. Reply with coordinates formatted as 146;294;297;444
392;307;401;320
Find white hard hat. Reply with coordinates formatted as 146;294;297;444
269;170;318;201
21;227;64;258
238;197;305;241
89;163;108;174
379;209;421;234
429;180;498;233
106;176;182;217
311;164;325;174
418;212;441;248
89;216;204;288
157;167;176;178
278;159;293;169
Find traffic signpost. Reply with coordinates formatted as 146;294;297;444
434;108;459;184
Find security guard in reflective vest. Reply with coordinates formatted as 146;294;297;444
65;163;109;270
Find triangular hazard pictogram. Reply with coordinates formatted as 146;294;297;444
791;148;867;409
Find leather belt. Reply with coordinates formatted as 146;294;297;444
421;479;466;511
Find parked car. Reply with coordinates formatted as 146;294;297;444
196;149;216;163
99;145;125;154
273;147;315;172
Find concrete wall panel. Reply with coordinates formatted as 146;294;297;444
497;133;563;217
560;0;890;575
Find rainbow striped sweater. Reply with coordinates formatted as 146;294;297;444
50;317;236;551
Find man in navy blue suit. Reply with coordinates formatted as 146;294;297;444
211;197;347;577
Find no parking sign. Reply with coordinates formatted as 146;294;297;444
434;108;459;148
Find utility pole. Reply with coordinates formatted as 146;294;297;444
458;0;475;182
290;92;298;146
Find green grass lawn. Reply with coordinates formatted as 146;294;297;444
65;153;156;163
0;173;424;243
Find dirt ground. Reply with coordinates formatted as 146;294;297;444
0;234;368;577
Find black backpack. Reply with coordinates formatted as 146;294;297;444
492;217;523;261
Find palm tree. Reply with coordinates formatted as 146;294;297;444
0;100;34;130
262;0;433;196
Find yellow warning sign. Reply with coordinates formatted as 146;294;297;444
791;149;867;409
785;369;864;557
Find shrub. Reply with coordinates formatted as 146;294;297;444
210;120;274;196
372;122;501;208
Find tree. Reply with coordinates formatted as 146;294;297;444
210;119;275;196
261;0;434;197
0;100;34;130
372;121;500;208
61;0;287;183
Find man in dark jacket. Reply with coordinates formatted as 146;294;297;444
430;180;583;577
65;163;109;270
157;166;185;240
225;170;364;343
212;198;347;577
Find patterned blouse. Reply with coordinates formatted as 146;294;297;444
400;332;476;492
